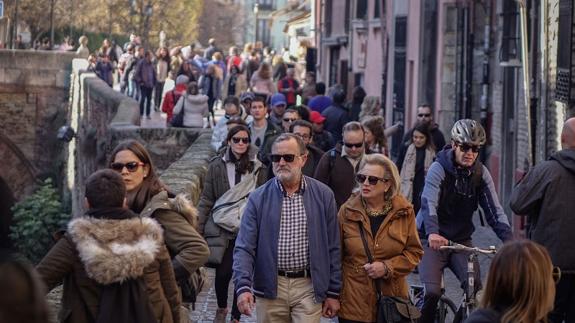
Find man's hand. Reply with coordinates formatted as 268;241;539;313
322;298;340;318
237;292;255;316
428;233;448;250
363;262;388;279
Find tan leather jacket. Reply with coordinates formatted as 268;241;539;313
338;193;423;322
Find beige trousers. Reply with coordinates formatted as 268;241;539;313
256;276;322;323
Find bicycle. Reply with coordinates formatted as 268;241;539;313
438;241;497;323
410;275;457;323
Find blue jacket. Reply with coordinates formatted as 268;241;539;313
416;147;512;242
233;176;341;302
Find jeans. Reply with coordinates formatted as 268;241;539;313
418;240;481;323
129;79;140;101
154;81;165;110
139;85;153;117
215;239;241;320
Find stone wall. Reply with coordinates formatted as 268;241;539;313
0;50;76;197
67;59;215;215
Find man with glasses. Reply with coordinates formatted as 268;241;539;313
510;118;575;323
315;121;366;208
416;119;512;323
281;108;301;132
290;120;325;177
211;96;252;151
233;133;341;323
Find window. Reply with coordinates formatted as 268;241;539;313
258;0;274;10
356;0;368;19
326;0;333;36
345;0;351;32
257;18;271;46
374;0;381;18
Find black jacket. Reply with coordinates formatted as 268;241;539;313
314;144;359;209
510;148;575;272
465;308;502;323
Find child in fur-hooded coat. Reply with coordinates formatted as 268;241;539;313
36;170;181;323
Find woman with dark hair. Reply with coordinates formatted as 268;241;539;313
173;81;209;128
466;240;556;323
222;65;248;98
362;115;389;155
399;123;435;214
108;140;210;312
199;65;222;127
349;86;367;121
197;125;268;323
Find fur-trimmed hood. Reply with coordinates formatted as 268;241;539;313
68;216;163;285
140;191;198;228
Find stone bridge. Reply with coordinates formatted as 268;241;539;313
0;50;214;248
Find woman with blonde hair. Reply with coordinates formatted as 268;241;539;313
359;96;382;121
250;62;275;95
338;153;423;322
466;239;557;323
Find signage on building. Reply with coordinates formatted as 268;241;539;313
0;1;4;18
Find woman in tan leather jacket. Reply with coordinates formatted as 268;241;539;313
337;154;423;323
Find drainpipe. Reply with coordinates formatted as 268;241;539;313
517;0;533;167
528;0;538;162
464;4;474;119
380;0;387;108
540;0;548;157
480;1;491;162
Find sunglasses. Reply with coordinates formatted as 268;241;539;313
283;118;297;123
456;142;480;153
231;137;250;144
418;113;431;117
553;266;561;284
270;154;299;163
110;161;145;172
355;174;388;185
344;142;363;149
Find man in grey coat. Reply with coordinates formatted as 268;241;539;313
510;117;575;323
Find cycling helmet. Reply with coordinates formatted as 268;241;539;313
451;119;486;146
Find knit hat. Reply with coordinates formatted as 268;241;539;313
175;75;189;85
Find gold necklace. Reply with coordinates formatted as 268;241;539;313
362;197;393;217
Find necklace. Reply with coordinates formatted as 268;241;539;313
362;197;393;217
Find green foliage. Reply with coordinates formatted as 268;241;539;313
9;179;70;265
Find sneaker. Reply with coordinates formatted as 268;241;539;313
213;308;228;323
146;115;151;120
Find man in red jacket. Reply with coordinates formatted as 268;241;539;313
161;75;189;125
277;68;300;108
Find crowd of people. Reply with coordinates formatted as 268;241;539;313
1;34;573;323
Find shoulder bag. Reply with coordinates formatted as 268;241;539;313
211;166;262;233
357;222;421;323
171;95;185;127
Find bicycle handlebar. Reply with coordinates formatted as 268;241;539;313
439;241;497;254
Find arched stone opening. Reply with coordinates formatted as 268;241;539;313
0;178;15;248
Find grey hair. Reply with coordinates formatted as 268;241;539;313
272;133;307;155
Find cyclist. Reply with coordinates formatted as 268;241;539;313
416;119;513;323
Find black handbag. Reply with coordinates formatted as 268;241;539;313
170;94;185;127
357;222;421;323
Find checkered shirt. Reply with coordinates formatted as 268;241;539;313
276;177;309;271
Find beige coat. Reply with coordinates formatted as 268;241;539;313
338;193;423;322
400;144;435;202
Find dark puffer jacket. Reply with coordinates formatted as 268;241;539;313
314;144;360;209
510;148;575;272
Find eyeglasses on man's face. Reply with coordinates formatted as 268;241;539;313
455;142;480;153
270;154;300;163
343;142;363;149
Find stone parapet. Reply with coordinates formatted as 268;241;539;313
159;130;215;205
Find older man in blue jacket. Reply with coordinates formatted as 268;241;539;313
233;133;341;323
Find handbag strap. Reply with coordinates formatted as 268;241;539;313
357;222;384;297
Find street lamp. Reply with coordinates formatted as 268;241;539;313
253;2;259;44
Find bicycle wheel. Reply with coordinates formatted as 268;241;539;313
436;295;458;323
